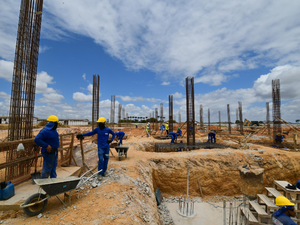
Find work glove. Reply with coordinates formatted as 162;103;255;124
107;140;112;144
76;134;84;140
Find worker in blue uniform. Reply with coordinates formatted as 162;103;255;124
160;124;165;135
169;132;178;143
34;115;60;179
177;127;182;137
275;133;284;144
272;196;296;225
208;130;216;143
115;130;125;146
77;117;115;180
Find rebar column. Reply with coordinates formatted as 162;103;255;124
266;102;270;135
227;104;231;134
126;112;128;123
160;103;164;124
238;101;243;135
8;0;44;141
236;108;239;131
169;95;174;132
186;77;195;146
219;111;221;130
92;74;100;130
155;108;158;130
178;111;181;124
208;109;211;130
152;111;155;130
272;79;281;142
200;105;203;128
110;95;115;128
118;104;122;126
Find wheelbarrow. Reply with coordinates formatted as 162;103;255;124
20;168;102;216
115;145;130;161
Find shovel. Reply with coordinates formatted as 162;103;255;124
31;149;41;184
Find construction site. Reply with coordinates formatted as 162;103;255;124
1;1;300;225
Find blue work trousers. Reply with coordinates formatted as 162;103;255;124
42;151;58;178
171;136;176;143
208;134;216;143
98;147;110;175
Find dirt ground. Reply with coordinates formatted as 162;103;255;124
1;126;300;224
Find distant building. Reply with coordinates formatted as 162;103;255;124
0;116;9;124
37;118;89;126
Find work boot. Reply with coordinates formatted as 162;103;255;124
102;172;108;177
97;174;103;181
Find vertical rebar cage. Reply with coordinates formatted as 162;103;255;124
178;111;181;124
169;95;173;132
227;104;231;134
110;95;115;128
238;101;243;135
208;109;211;130
118;104;122;126
236;108;239;131
160;103;163;124
9;0;44;141
200;105;203;128
266;102;270;135
155;108;158;130
122;108;125;121
186;77;195;145
92;75;100;130
272;79;281;142
219;111;221;129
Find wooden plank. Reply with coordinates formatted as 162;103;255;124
240;207;258;223
257;194;278;209
249;201;268;216
265;187;284;198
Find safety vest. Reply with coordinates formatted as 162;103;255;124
165;123;169;130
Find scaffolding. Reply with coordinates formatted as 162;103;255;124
200;105;203;128
227;104;231;134
8;0;44;141
238;101;243;135
186;77;195;145
272;79;281;142
92;74;100;130
266;102;270;135
110;95;115;128
160;103;164;124
169;95;173;132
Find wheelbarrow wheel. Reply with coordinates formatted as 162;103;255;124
23;193;48;216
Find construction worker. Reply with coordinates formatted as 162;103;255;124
115;130;125;146
177;127;182;137
208;130;216;143
168;132;177;143
275;133;284;144
146;122;151;137
76;117;115;180
34;115;60;179
165;122;169;135
160;124;165;135
272;196;296;225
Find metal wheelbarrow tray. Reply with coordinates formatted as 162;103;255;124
115;145;130;161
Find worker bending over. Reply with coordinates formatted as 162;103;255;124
272;196;296;225
177;127;182;137
34;115;60;179
115;130;125;146
208;130;216;143
275;133;284;144
169;132;177;143
165;122;169;135
146;122;151;137
160;124;165;135
77;117;115;180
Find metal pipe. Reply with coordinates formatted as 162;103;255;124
223;200;226;225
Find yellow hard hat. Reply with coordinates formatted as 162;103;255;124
97;117;106;123
275;196;295;206
47;115;59;123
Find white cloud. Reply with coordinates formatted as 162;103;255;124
0;60;13;81
39;46;50;53
117;95;165;103
87;84;93;93
82;73;86;81
172;92;183;99
36;71;56;94
161;82;170;86
0;92;10;99
38;93;65;104
73;92;92;102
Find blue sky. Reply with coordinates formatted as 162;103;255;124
1;0;300;122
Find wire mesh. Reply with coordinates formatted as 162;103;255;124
272;79;281;142
110;95;115;128
8;0;44;141
186;77;195;145
92;75;100;130
155;142;231;152
238;101;243;135
227;104;231;134
169;95;173;132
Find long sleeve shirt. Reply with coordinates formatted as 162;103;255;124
83;127;115;148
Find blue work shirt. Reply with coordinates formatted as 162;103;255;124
177;129;182;136
34;122;60;154
160;124;165;130
116;131;125;139
83;127;115;149
169;132;177;139
272;213;296;225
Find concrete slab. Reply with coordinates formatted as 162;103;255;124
167;202;235;225
0;166;81;211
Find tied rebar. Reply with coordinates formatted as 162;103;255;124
92;75;100;130
227;104;231;134
8;0;44;141
169;95;173;132
160;103;164;124
219;111;221;129
238;101;243;135
178;196;195;217
110;95;115;128
200;105;203;128
272;79;281;142
186;77;195;146
155;108;158;130
118;104;122;126
208;109;211;130
266;102;270;135
178;111;181;124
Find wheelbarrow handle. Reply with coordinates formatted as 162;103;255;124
20;196;50;208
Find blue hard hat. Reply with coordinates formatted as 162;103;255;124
296;180;300;189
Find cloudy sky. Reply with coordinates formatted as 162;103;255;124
0;0;300;123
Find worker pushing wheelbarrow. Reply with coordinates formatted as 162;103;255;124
20;169;102;216
115;144;130;161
